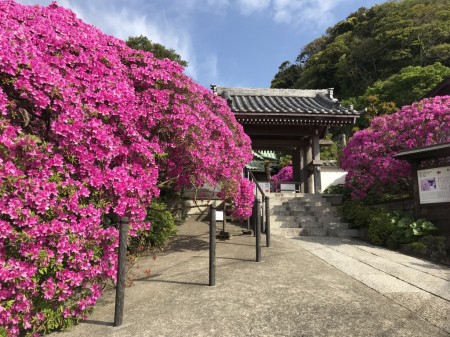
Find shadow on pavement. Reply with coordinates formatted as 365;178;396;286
81;320;113;327
164;234;209;253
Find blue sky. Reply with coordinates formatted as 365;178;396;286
17;0;386;91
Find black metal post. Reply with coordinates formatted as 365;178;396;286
265;196;271;247
209;205;216;286
255;197;261;262
252;195;256;237
114;216;129;327
261;200;265;234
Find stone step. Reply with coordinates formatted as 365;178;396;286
316;215;344;223
270;221;316;229
269;193;321;198
304;228;327;236
271;210;314;216
335;229;360;238
322;221;349;230
303;205;337;212
271;215;316;223
300;201;332;207
268;193;349;238
271;228;307;236
269;197;325;203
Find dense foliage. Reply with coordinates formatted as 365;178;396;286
339;201;444;254
126;35;188;68
0;1;253;335
341;96;450;199
272;0;450;130
128;201;177;254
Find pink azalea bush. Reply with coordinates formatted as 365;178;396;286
341;96;450;199
0;1;252;335
271;165;293;182
218;176;255;219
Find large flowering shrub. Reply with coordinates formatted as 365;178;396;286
341;96;450;199
218;176;255;219
0;1;252;335
271;165;293;182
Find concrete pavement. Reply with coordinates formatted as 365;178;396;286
291;236;450;334
54;219;450;337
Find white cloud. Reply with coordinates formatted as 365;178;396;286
187;53;219;87
272;0;347;29
236;0;271;15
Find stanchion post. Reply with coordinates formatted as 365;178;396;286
265;196;271;247
209;205;216;286
114;216;129;327
252;196;256;237
255;197;261;262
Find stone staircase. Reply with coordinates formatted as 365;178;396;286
269;193;359;238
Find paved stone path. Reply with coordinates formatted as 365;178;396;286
291;236;450;334
54;220;450;337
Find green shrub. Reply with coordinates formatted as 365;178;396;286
323;184;344;194
405;241;427;255
367;208;396;245
402;236;448;261
339;200;373;228
389;216;437;245
128;200;177;254
420;235;448;260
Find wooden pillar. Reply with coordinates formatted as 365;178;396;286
305;138;313;193
299;145;305;192
410;160;421;218
312;131;321;193
292;146;301;183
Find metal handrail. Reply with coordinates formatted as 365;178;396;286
247;168;265;198
244;167;271;249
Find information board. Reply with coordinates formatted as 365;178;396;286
417;166;450;204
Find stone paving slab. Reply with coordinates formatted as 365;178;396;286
292;236;450;335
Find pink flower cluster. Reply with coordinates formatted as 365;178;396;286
0;1;253;335
341;96;450;199
271;165;293;182
218;177;255;219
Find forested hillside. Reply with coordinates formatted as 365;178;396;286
271;0;450;130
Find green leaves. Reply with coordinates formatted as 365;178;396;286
390;215;437;245
271;0;450;130
126;35;188;68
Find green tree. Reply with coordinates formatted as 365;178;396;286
270;0;450;136
364;62;450;110
272;0;450;97
126;35;188;67
271;61;302;88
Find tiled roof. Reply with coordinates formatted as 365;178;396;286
212;86;359;116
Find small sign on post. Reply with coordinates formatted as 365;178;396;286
216;208;231;240
216;210;224;221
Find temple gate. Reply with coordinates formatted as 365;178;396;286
212;86;361;193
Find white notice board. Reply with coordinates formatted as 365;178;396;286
418;166;450;204
216;210;224;221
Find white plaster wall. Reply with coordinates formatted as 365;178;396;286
320;167;347;191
